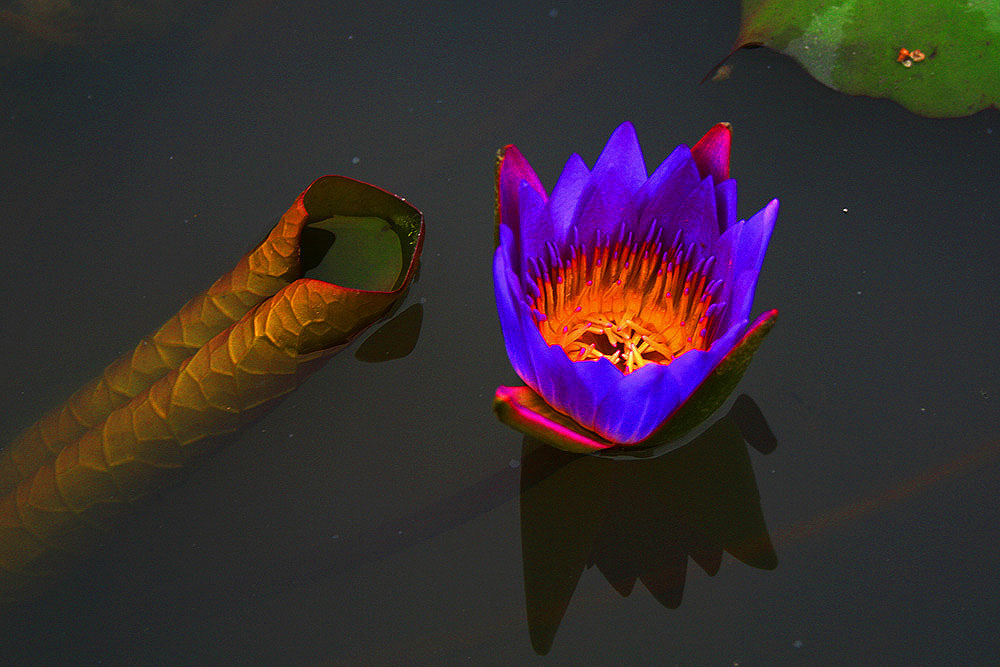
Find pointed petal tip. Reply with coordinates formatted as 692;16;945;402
750;308;778;330
497;143;528;178
495;144;521;181
605;121;638;145
498;143;521;159
707;121;733;134
497;143;545;195
610;120;638;139
691;123;733;182
593;121;647;186
751;198;781;238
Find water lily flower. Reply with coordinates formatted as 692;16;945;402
493;122;778;448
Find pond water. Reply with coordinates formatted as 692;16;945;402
1;1;998;664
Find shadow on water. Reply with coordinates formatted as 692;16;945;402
519;395;778;654
253;394;780;654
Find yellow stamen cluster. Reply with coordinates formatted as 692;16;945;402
529;231;723;375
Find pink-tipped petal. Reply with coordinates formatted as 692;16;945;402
498;144;546;199
691;122;732;183
497;144;548;272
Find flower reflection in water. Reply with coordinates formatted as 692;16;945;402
519;395;778;655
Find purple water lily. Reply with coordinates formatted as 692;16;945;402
493;122;778;446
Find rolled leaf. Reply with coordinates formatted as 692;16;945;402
0;202;305;495
0;175;422;494
0;176;424;603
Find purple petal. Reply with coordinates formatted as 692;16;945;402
588;315;748;444
712;199;778;328
498;145;548;269
591;122;647;192
493;248;538;388
544;153;591;245
714;179;738;234
568;123;649;247
571;172;639;248
590;363;684;444
725;269;764;333
561;355;633;432
667;320;743;392
508;298;626;433
661;175;719;251
635;146;701;245
515;181;550;266
516;302;622;421
528;343;620;431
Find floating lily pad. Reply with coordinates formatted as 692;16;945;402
731;0;1000;117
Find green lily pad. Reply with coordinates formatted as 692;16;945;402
731;0;1000;117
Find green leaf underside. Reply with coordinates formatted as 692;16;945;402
302;216;403;292
736;0;1000;117
494;311;778;455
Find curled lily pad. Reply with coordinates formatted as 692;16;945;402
301;216;403;292
730;0;1000;117
0;176;424;604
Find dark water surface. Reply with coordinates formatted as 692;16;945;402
1;2;998;664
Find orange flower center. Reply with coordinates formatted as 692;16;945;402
528;229;724;374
